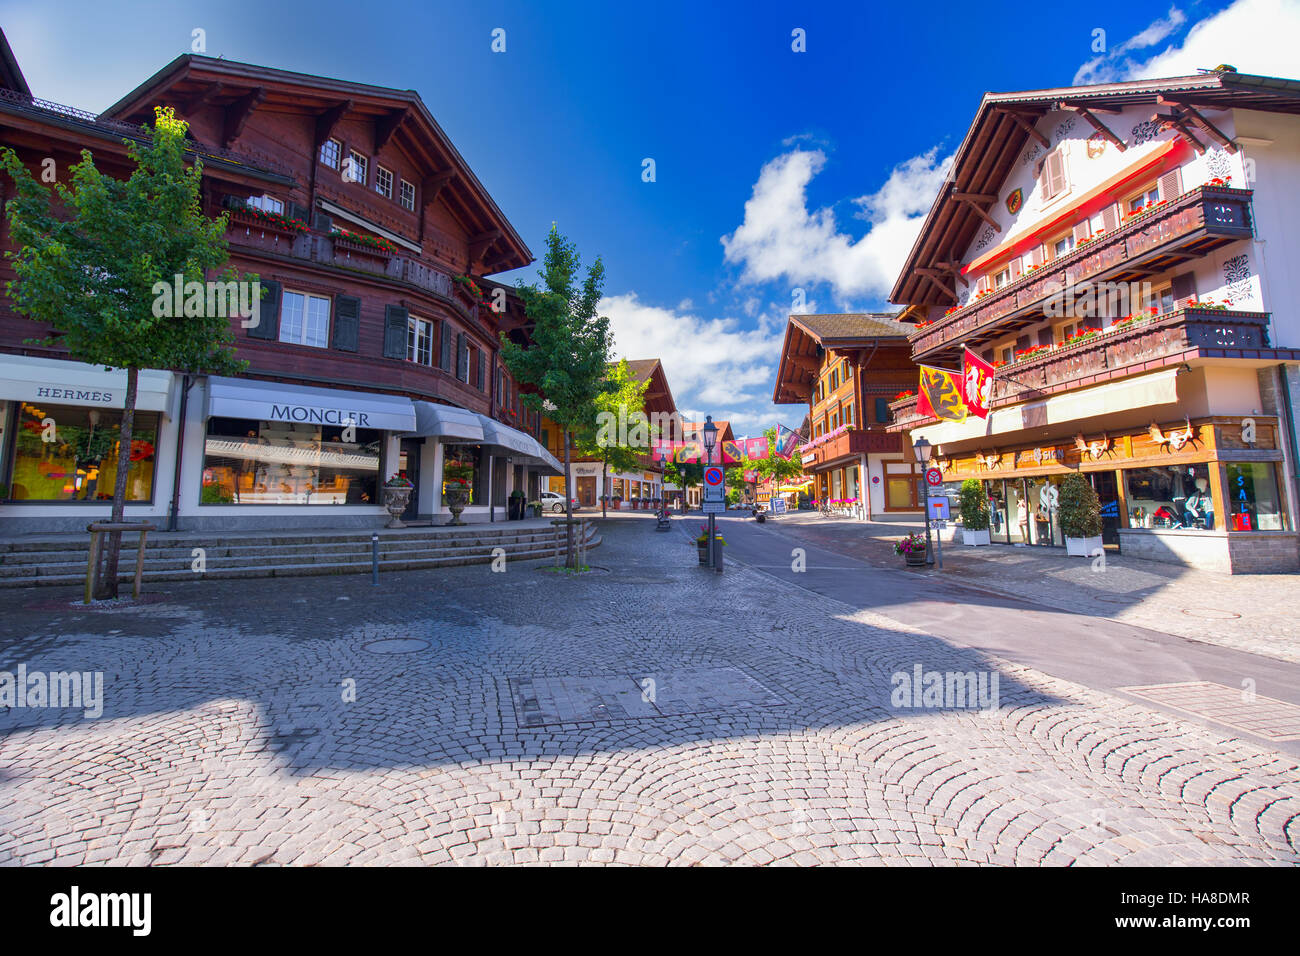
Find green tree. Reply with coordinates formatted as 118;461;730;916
500;226;612;566
664;460;701;507
1059;473;1103;539
747;427;806;485
574;358;649;518
2;107;248;598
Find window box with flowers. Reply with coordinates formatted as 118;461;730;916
223;197;309;245
453;275;497;312
331;228;399;260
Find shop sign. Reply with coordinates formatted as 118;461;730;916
30;385;117;405
801;453;817;465
269;403;372;427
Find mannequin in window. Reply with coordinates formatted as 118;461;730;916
1185;477;1213;530
1016;498;1029;541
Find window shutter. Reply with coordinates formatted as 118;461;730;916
287;201;310;225
1101;203;1120;233
332;295;360;352
312;209;333;233
440;323;452;371
875;398;889;422
1158;168;1183;201
981;349;994;363
1170;271;1197;304
456;332;468;381
1037;328;1054;347
1015;334;1030;352
1010;258;1023;279
247;279;281;340
1045;150;1067;199
1072;220;1091;244
478;352;486;391
382;305;408;359
1030;245;1045;267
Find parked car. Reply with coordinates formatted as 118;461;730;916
539;490;580;513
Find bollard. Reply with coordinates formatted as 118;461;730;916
371;532;379;585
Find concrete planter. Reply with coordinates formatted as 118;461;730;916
382;487;411;528
962;528;991;547
1065;535;1104;557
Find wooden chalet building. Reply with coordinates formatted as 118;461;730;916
0;34;561;532
773;313;919;517
888;70;1300;572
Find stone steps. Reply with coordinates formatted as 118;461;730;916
0;523;601;588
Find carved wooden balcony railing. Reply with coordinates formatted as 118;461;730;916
888;307;1271;430
802;427;903;467
908;185;1255;362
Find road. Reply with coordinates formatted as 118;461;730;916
706;512;1300;757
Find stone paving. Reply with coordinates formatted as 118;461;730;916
1;514;1298;866
767;512;1300;665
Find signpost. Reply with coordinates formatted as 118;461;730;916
925;467;944;487
702;461;725;570
927;495;948;569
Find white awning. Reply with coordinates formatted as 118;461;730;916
0;355;175;412
477;414;562;475
205;376;416;432
406;402;485;441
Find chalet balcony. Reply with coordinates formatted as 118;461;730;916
908;185;1255;362
224;218;478;323
800;426;902;468
889;306;1272;429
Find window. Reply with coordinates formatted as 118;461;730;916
7;402;158;502
279;291;331;348
999;346;1012;365
375;166;393;199
408;316;434;366
246;195;283;214
842;359;850;379
202;416;381;505
1041;147;1069;202
1123;464;1211;530
319;138;341;170
1053;235;1074;259
1127;186;1160;214
1227;462;1286;531
1057;322;1076;344
994;266;1012;289
344;150;368;185
843;403;853;426
400;179;416;211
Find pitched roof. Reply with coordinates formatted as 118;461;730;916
790;313;911;343
891;70;1300;308
773;313;912;404
0;29;30;96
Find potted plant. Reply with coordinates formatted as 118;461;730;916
382;473;414;528
612;493;623;510
959;478;991;546
442;459;474;526
1059;473;1104;557
894;532;928;567
508;488;526;521
695;524;726;565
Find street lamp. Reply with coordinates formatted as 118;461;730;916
912;436;934;566
702;416;718;569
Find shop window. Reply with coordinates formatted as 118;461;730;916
279;291;331;349
441;447;481;506
319;138;341;170
7;402;158;502
1123;464;1213;530
200;416;381;505
1226;462;1285;531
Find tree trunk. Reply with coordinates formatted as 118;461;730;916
95;365;137;599
601;456;608;518
563;428;575;568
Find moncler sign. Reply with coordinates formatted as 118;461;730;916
269;404;371;426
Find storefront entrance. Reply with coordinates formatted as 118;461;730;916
577;475;597;507
398;438;421;519
1090;471;1121;546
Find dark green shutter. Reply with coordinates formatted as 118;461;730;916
247;280;281;340
478;352;486;391
333;295;360;352
440;323;452;371
456;332;468;381
383;305;408;359
287;201;310;226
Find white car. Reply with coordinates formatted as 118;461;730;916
539;490;580;513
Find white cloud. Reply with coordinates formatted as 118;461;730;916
720;147;953;304
1074;0;1300;86
600;292;790;432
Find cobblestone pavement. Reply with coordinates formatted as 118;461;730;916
766;512;1300;665
1;514;1298;866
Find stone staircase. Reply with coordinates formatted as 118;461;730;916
0;520;601;589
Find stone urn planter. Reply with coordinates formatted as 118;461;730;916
444;486;470;526
382;486;412;528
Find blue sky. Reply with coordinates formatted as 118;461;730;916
3;0;1295;431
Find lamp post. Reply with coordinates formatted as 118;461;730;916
913;436;934;566
702;416;718;569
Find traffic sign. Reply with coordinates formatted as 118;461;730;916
704;466;724;486
703;465;725;505
928;497;950;519
925;468;944;487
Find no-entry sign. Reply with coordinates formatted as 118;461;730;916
925;468;944;486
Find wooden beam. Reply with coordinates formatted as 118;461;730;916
1157;97;1238;152
1072;106;1126;151
179;82;224;118
373;108;409;153
221;87;266;148
951;191;997;204
1054;100;1122;115
421;170;455;205
917;270;955;301
469;229;502;262
785;353;819;374
997;109;1049;148
916;265;968;289
1152;112;1208;154
954;195;1002;232
314;99;353;149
